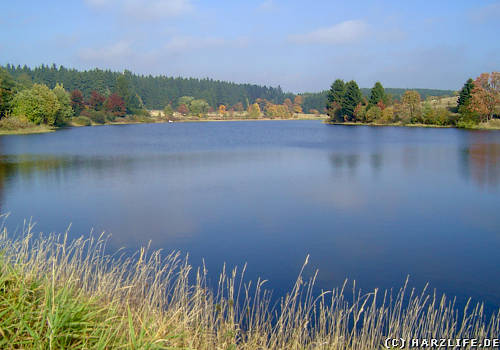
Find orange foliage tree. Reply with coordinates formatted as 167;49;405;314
218;104;226;116
469;72;500;122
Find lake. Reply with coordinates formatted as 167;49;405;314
1;121;499;312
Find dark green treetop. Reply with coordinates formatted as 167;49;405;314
457;78;474;109
369;81;386;107
342;80;362;120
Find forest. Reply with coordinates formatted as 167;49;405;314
1;63;495;131
1;64;454;112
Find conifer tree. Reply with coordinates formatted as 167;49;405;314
342;81;362;121
457;78;474;109
369;82;386;107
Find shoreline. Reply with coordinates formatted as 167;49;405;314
2;115;500;135
325;120;500;130
0;125;56;136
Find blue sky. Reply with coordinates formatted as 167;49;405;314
1;0;499;92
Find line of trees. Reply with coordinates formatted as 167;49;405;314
0;67;150;127
2;64;456;114
164;95;307;119
326;73;499;127
3;64;295;111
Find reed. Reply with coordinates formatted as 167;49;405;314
0;221;498;349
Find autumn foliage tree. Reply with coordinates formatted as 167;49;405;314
233;102;244;112
401;90;422;123
105;93;126;117
247;103;261;118
293;95;303;113
70;89;85;116
468;72;500;122
177;104;189;115
218;104;226;116
264;102;292;119
88;90;106;111
283;98;293;113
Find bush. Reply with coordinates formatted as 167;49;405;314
129;108;150;117
0;115;34;130
80;110;115;124
72;116;91;126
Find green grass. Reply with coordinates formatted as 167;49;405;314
0;221;498;349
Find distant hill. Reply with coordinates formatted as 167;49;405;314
3;64;455;112
361;88;455;100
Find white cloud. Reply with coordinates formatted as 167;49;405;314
76;35;248;71
289;20;367;45
164;36;248;54
165;36;227;52
78;41;134;63
84;0;193;19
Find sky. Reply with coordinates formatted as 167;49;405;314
1;0;499;92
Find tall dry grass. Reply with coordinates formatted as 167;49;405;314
0;220;498;349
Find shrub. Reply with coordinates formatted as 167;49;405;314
80;110;107;124
72;116;91;126
0;115;34;130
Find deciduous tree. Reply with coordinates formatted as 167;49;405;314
164;104;174;117
177;104;189;115
248;103;261;118
401;90;422;123
218;104;226;116
283;98;293;113
469;72;500;122
53;83;73;124
88;90;106;111
105;93;126;117
70;89;85;116
189;99;210;115
12;84;61;125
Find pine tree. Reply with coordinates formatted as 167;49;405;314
457;78;474;109
342;81;362;121
327;79;345;107
369;82;386;107
326;79;345;121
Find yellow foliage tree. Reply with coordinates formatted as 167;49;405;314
248;103;261;119
218;104;226;116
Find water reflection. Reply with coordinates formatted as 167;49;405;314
460;132;500;189
329;153;360;176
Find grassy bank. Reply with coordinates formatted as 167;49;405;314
0;225;498;349
0;116;55;135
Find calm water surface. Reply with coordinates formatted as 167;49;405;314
1;121;499;310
